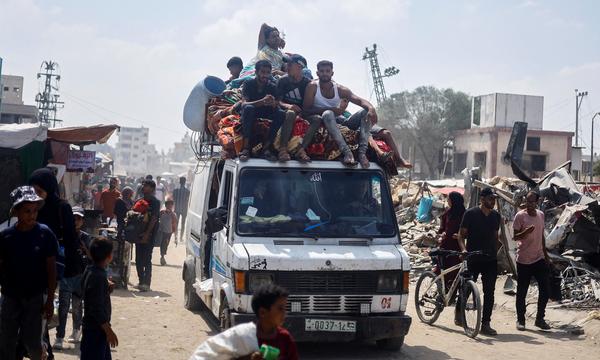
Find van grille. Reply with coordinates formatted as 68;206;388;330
286;295;373;314
276;271;383;294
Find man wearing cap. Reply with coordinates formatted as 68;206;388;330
457;187;501;336
276;54;311;162
0;186;59;360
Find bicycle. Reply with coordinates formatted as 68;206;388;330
414;249;484;338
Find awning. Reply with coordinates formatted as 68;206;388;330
47;124;119;145
0;123;47;149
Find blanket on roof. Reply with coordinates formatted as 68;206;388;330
206;90;397;174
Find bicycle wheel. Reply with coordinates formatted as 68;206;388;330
461;280;482;338
414;271;444;325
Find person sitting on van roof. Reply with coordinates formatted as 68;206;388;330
239;60;294;163
276;54;311;162
225;56;243;85
303;60;377;168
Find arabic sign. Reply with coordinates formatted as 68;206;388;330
66;150;96;173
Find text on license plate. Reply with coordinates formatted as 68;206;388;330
305;319;357;332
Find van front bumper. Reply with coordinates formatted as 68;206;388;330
231;312;412;342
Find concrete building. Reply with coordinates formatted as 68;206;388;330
0;75;38;124
169;132;194;162
453;93;573;179
114;126;150;176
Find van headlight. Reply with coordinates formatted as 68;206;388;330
249;272;275;293
377;273;399;292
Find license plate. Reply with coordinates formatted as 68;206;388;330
305;319;357;333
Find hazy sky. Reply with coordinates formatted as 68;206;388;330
1;0;599;153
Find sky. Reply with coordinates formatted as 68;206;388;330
1;0;599;153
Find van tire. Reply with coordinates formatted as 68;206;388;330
219;297;231;330
376;336;404;351
184;275;202;311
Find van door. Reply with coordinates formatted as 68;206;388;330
211;165;235;312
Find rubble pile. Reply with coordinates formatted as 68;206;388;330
393;161;600;309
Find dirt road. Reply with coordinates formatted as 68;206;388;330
57;243;598;359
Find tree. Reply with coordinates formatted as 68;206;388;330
378;86;471;179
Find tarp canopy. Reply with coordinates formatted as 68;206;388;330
0;123;47;149
47;124;119;145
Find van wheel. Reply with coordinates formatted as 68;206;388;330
376;336;404;351
219;297;231;330
184;276;202;311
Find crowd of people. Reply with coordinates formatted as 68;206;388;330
209;23;412;171
0;168;191;359
436;188;551;335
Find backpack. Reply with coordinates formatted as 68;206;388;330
124;210;146;244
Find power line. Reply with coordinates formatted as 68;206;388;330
61;91;182;135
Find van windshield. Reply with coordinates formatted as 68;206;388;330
236;168;397;238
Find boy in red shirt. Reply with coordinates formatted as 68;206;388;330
250;284;298;360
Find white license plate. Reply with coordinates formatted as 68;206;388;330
305;319;357;333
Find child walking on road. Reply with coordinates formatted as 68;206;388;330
0;186;58;360
159;199;177;266
80;238;118;360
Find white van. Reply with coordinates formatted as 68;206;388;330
182;158;412;350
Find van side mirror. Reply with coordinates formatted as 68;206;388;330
204;206;228;234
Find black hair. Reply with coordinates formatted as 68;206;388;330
143;179;156;189
251;283;289;316
145;174;153;180
179;176;186;184
526;190;540;201
317;60;333;70
255;59;272;72
264;26;278;40
227;56;243;68
90;238;113;264
447;191;466;220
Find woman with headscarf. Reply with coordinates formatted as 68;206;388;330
28;167;79;354
437;191;466;326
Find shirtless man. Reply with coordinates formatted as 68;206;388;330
303;60;377;168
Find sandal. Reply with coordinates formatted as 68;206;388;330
262;149;278;162
342;151;356;166
295;147;311;163
239;149;250;162
278;149;291;162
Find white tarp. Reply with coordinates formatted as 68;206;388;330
0;123;47;149
188;322;258;360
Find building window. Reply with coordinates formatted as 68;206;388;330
454;152;467;173
3;87;8;91
527;137;540;152
13;87;20;93
474;151;487;170
472;96;481;126
531;155;546;172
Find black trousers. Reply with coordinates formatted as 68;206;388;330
0;294;44;360
80;327;111;360
135;242;153;286
516;259;550;323
468;259;497;324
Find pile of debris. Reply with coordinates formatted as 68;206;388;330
393;159;600;309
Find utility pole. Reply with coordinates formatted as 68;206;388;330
0;57;3;118
36;60;64;127
575;89;588;147
362;44;399;106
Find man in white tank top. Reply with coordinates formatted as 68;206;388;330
302;60;378;168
